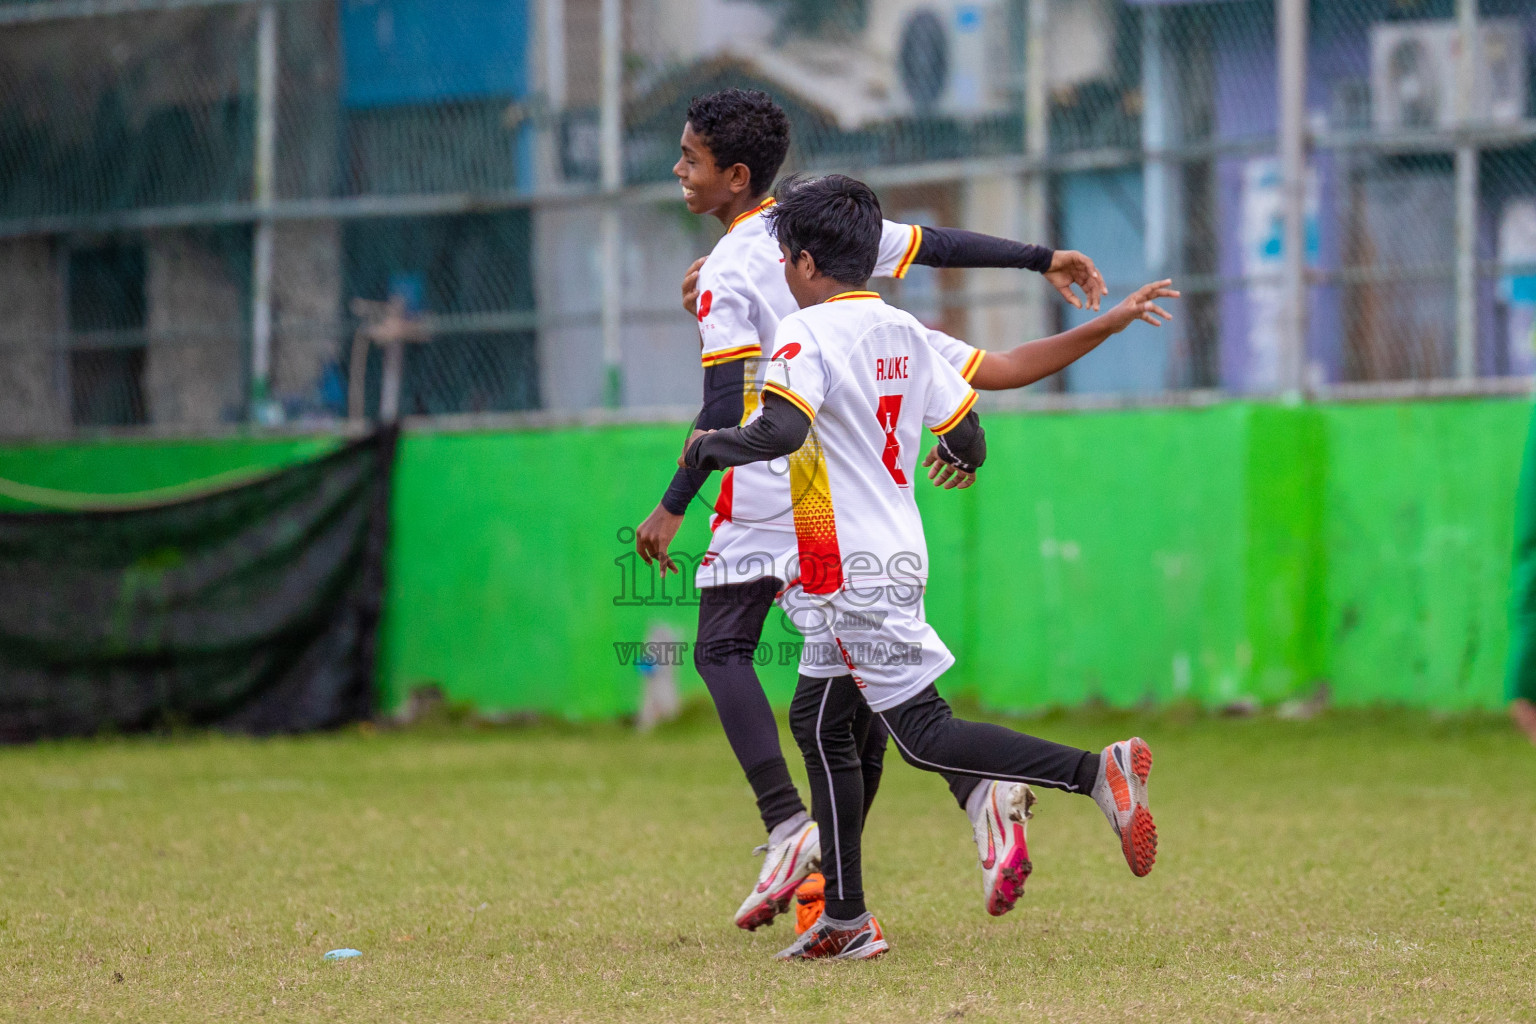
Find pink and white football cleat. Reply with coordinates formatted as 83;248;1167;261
972;780;1036;916
734;820;820;930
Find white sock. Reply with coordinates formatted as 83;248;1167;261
965;780;997;825
768;810;810;849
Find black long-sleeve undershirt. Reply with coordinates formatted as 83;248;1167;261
684;392;811;471
913;227;1053;274
685;398;986;480
661;357;748;515
933;410;986;470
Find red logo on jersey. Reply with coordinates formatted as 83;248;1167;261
697;289;713;321
772;342;802;360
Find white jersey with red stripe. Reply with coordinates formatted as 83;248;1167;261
693;202;982;588
697;201;938;369
761;291;978;596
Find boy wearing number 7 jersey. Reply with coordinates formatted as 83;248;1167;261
681;174;1167;960
636;88;1174;933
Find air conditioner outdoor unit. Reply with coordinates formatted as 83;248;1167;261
895;0;1009;117
1371;18;1527;133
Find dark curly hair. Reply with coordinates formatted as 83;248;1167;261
767;174;882;285
685;89;791;198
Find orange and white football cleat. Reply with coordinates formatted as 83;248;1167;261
733;820;820;930
793;872;825;934
971;781;1035;916
774;912;888;961
1091;737;1157;877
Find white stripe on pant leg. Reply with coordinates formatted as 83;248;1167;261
815;680;844;900
875;712;1082;792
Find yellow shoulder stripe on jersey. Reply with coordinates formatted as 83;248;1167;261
825;290;882;303
763;380;816;421
892;224;923;279
931;389;978;435
728;197;776;234
701;344;760;368
960;348;985;382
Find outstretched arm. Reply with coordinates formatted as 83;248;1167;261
969;280;1180;391
636;356;749;574
910;226;1053;273
907;226;1108;311
682;232;1107;315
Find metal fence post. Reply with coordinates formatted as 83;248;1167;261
1020;0;1049;344
249;0;277;420
1277;0;1308;396
1142;4;1180;281
599;0;623;409
1453;0;1479;380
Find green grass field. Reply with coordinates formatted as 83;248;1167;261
2;708;1534;1023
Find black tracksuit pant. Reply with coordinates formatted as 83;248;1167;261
695;579;981;835
789;674;1099;921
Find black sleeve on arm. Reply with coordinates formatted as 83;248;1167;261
660;356;748;515
685;392;811;471
933;410;986;471
913;226;1053;274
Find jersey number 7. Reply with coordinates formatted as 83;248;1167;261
877;394;907;486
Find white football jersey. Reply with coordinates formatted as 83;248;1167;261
762;292;978;596
692;200;982;547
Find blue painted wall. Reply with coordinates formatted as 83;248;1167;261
341;0;529;109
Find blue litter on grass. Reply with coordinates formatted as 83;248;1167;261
324;948;362;960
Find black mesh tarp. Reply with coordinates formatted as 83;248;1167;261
0;429;397;742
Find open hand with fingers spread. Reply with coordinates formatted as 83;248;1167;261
1100;280;1180;335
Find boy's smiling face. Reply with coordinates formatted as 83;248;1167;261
674;122;749;218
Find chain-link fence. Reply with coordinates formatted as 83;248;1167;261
1;0;1533;436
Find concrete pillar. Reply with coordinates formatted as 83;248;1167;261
534;203;607;412
0;238;66;436
270;220;343;408
961;174;1032;354
143;230;244;428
